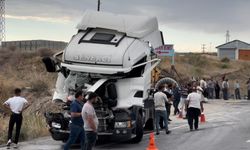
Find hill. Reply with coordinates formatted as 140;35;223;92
159;53;250;97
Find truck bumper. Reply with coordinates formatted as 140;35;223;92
111;128;133;141
49;128;69;141
97;129;133;142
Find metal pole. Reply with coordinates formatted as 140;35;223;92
97;0;100;11
0;0;6;44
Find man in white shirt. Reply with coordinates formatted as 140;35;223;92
222;79;229;100
154;85;171;135
82;92;99;150
200;78;208;98
3;88;30;148
234;80;241;100
186;87;204;131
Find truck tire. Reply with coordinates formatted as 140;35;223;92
155;77;179;89
132;114;143;143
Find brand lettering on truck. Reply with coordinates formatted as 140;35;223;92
73;55;112;63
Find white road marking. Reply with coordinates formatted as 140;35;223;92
246;140;250;143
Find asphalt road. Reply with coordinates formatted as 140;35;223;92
1;100;250;150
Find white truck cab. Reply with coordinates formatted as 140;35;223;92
43;10;164;143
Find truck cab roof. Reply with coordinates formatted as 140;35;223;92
76;10;158;38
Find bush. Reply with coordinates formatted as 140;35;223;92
19;115;49;141
186;54;208;67
37;48;54;57
29;79;49;95
221;57;230;63
8;46;17;52
0;116;8;144
220;63;229;69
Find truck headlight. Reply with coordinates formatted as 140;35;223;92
115;121;131;128
51;122;61;129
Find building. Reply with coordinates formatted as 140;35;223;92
216;40;250;61
1;40;67;51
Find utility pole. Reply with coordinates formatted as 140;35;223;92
226;30;230;43
202;44;206;53
0;0;6;44
97;0;101;11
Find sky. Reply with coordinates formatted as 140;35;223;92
4;0;250;52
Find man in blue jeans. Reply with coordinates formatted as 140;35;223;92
154;85;171;135
64;91;85;150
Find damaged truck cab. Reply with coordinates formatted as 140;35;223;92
43;10;164;143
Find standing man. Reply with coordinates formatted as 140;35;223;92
200;78;207;98
164;84;173;122
82;92;99;150
247;78;250;100
214;81;221;99
185;87;204;131
154;85;171;135
234;80;241;100
207;79;214;99
172;83;181;115
3;88;30;148
64;91;85;150
222;79;229;100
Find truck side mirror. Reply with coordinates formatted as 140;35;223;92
42;57;57;72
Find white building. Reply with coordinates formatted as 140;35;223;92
216;40;250;61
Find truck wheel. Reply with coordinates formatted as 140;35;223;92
132;114;143;143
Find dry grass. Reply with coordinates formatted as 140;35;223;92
0;48;57;144
19;114;49;141
0;116;8;144
37;48;54;57
159;53;250;98
0;114;49;144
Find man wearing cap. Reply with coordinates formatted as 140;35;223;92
3;88;30;149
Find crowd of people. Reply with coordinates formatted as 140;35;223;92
198;77;250;100
2;77;250;148
153;76;250;133
154;81;205;133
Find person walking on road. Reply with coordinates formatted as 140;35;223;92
222;79;229;100
154;85;171;135
64;91;85;150
3;88;30;149
178;83;191;119
82;92;99;150
164;84;173;122
246;78;250;100
234;80;241;100
172;83;181;115
185;87;204;131
214;81;220;99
